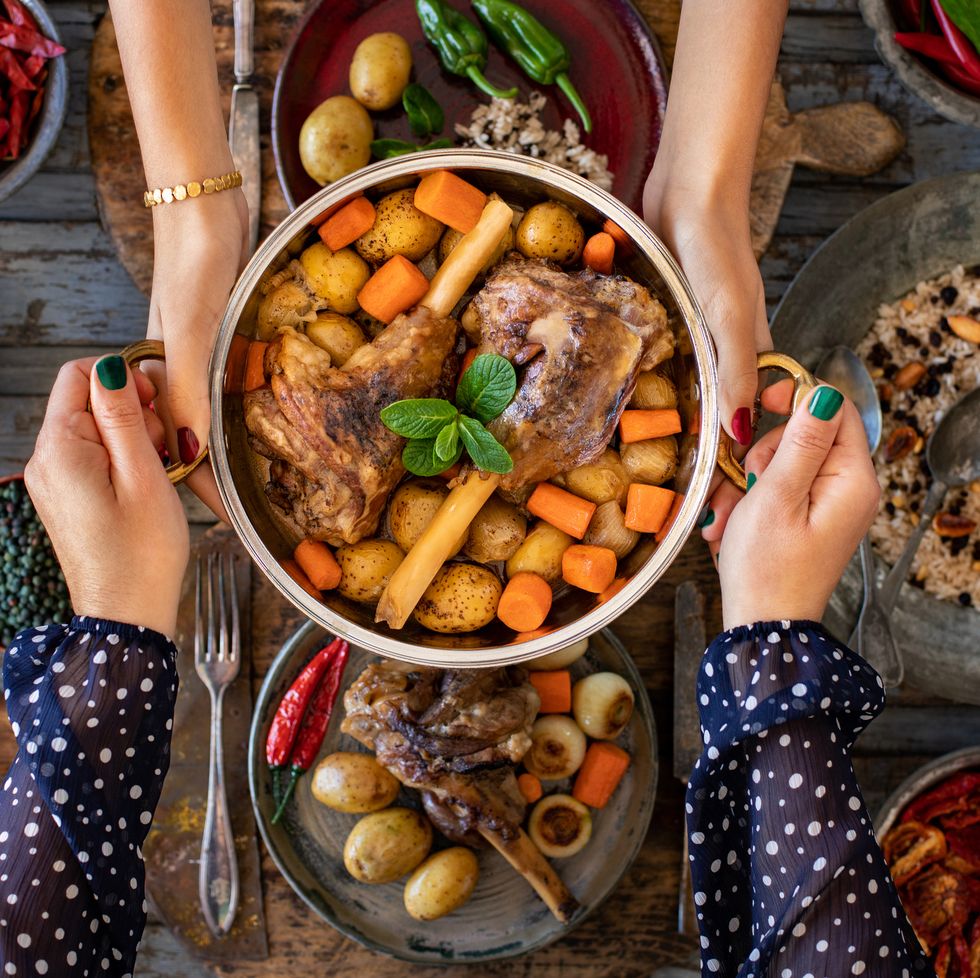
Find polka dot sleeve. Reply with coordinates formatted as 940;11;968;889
687;620;934;978
0;616;178;977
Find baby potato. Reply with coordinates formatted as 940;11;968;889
389;480;467;555
464;495;527;564
343;808;432;884
311;752;400;813
256;280;315;339
300;243;371;315
404;848;480;922
337;539;405;604
306;311;367;366
355;188;444;264
556;449;629;506
516;201;584;265
506;521;573;587
413;563;502;634
299;95;374;185
349;32;412;111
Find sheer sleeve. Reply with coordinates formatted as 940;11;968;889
0;616;178;977
687;619;935;978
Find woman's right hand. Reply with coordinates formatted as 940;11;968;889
713;382;880;629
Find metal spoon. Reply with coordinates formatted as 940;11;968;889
877;386;980;616
816;346;903;686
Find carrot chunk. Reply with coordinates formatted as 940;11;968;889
602;218;632;253
319;196;376;252
528;669;571;713
527;483;596;539
582;232;615;274
596;577;629;606
561;544;618;593
625;484;676;534
573;742;630;808
294;539;342;591
356;255;430;324
414;170;487;233
458;347;479;386
498;572;553;632
243;340;269;392
281;558;322;599
654;491;685;542
518;772;543;804
618;408;682;444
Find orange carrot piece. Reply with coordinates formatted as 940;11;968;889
602;218;632;253
625;484;676;534
527;483;596;540
518;772;543;804
596;577;629;606
618;408;682;444
319;196;376;251
294;539;342;591
510;626;554;644
573;742;630;809
528;669;571;713
414;170;487;233
561;544;618;594
357;255;430;324
224;333;251;394
243;340;269;392
438;463;462;481
498;572;553;633
654;491;685;542
281;558;322;599
582;232;615;274
458;347;479;385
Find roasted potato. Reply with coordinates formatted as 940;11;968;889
337;539;405;604
349;32;412;111
555;449;629;506
299;243;370;315
355;188;444;264
630;370;677;410
413;563;502;633
516;201;584;265
464;495;527;564
403;848;480;921
621;436;678;486
306;311;367;365
583;501;639;559
389;480;466;555
256;279;315;339
299;95;373;186
343;808;432;884
311;752;400;813
506;521;573;587
439;193;515;272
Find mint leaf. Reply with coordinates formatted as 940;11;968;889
402;437;462;477
434;419;459;461
458;416;513;474
381;399;457;439
456;354;517;423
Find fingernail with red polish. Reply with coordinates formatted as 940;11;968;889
177;427;199;465
732;407;753;446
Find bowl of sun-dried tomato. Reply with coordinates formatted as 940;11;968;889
0;0;67;206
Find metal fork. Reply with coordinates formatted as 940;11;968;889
194;552;241;938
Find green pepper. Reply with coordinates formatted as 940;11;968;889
416;0;518;100
472;0;591;133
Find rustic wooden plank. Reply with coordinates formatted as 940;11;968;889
0;344;110;394
0;173;97;222
782;13;878;64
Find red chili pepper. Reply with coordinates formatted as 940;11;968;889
0;23;65;58
931;0;980;80
940;59;980;94
2;0;29;27
895;30;962;64
270;641;349;825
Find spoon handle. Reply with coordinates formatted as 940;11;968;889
850;535;904;687
878;480;947;614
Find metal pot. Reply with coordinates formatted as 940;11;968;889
125;150;813;667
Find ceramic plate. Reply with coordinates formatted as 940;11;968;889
769;170;980;705
271;0;668;212
248;622;657;963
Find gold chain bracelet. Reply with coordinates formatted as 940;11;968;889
143;170;242;208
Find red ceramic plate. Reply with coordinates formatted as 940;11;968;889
272;0;668;213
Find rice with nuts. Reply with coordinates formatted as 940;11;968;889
455;91;614;191
856;264;980;608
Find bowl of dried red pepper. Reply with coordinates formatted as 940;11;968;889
0;0;68;206
861;0;980;128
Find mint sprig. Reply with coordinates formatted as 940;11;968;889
381;353;516;476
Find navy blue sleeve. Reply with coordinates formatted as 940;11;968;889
686;619;935;978
0;616;178;977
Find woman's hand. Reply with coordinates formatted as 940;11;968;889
711;382;880;629
24;356;190;637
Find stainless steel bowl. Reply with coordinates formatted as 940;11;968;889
206;150;751;667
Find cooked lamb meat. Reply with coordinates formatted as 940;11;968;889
243;306;460;545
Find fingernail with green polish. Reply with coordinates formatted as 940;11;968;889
697;507;715;529
809;385;844;422
96;355;127;391
746;472;757;492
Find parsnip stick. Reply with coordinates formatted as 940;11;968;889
421;198;514;318
376;471;500;628
478;825;580;924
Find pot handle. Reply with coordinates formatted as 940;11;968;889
118;338;209;486
716;351;818;491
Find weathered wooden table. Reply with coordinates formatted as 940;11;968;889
2;2;980;975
